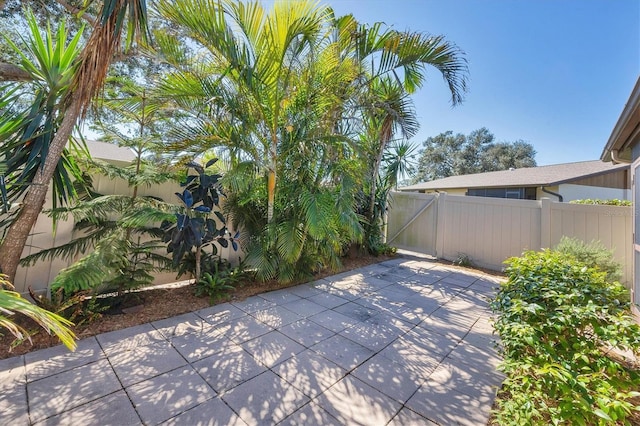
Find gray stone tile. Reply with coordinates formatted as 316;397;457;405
109;341;187;387
224;316;274;344
0;382;28;425
339;318;406;351
310;334;374;371
377;338;443;379
0;354;25;390
160;397;247;426
196;303;247;325
422;361;503;400
232;297;277;314
241;330;305;368
306;292;349;309
287;284;323;299
25;337;104;382
374;286;418;303
403;325;462;357
315;375;402;426
416;314;473;341
152;312;211;339
273;350;346;398
28;359;121;423
171;325;236;362
308;310;359;333
192;345;266;393
257;289;302;305
332;301;379;322
221;370;310;426
127;366;216;425
405;383;494;426
281;299;326;317
446;341;502;372
387;407;437;426
251;306;302;328
96;323;166;356
351;355;425;403
279;402;341;426
35;390;140;426
277;319;335;348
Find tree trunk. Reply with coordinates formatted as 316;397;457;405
0;97;81;282
267;139;277;223
368;142;386;223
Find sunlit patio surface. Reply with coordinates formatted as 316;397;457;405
0;254;504;425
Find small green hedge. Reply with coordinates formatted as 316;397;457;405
491;250;640;425
570;199;632;206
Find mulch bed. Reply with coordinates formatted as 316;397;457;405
0;254;392;360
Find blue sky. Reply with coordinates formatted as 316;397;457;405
326;0;639;166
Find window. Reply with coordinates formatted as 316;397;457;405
466;187;536;200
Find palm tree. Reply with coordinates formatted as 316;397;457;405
0;1;149;282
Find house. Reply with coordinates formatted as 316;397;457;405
600;76;640;319
400;160;630;202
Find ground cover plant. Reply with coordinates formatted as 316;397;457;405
491;249;640;425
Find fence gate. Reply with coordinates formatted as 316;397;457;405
385;192;438;256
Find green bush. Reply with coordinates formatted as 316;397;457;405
554;236;622;282
570;199;632;206
491;250;640;425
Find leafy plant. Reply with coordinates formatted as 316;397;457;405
162;160;238;282
453;252;473;267
554;236;622;282
570;199;632;206
491;249;640;425
194;260;242;303
0;275;76;350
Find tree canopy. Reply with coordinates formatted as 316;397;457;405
413;127;536;183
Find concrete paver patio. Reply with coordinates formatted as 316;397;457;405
0;256;504;425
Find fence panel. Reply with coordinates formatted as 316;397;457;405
387;192;632;286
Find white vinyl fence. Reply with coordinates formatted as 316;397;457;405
387;192;632;286
14;174;241;296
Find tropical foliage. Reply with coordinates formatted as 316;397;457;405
491;250;640;425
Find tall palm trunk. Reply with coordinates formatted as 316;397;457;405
0;99;81;281
0;0;146;282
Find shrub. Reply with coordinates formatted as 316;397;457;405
570;199;632;206
491;250;640;425
554;236;622;282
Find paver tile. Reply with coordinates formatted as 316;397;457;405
306;292;350;309
25;337;104;382
387;407;437;425
28;359;121;423
0;354;25;390
351;354;425;403
109;341;187;387
0;383;28;425
332;301;379;322
277;319;334;348
196;303;247;325
287;284;323;299
160;397;247;426
224;316;274;344
279;402;341;426
96;323;166;356
192;344;267;393
221;370;309;426
152;312;210;339
405;384;494;426
310;334;374;371
315;375;402;426
308;310;359;333
252;305;303;328
281;299;326;317
274;350;346;398
257;289;302;305
127;366;216;425
171;325;236;362
35;390;140;426
241;330;305;368
232;297;277;314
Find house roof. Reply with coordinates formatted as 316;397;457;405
400;160;628;192
601;76;640;162
84;140;136;164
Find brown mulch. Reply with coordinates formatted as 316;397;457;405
0;254;392;360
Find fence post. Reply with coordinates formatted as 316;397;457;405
540;197;551;249
435;192;447;258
